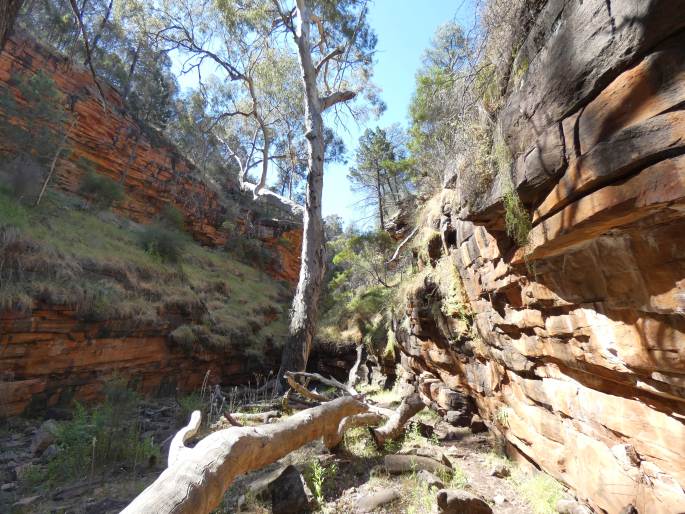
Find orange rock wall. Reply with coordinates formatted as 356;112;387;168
397;2;685;513
0;35;303;416
0;34;230;246
0;304;278;417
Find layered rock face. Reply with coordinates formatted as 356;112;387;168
0;33;303;278
0;35;303;415
0;34;229;246
0;305;280;417
397;1;685;513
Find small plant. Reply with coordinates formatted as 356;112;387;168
139;223;187;263
511;468;565;514
78;170;125;209
170;324;197;353
177;392;205;425
225;233;278;270
384;327;396;358
503;187;532;247
159;204;186;230
307;460;338;506
495;406;511;427
38;380;159;486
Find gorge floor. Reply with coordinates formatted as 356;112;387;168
0;394;567;514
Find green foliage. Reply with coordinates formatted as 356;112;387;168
170;324;197;352
78;169;125;209
0;188;30;228
139;224;187;263
40;380;159;485
177;392;206;425
225;233;278;271
511;468;566;514
306;460;338;506
348;126;412;226
503;187;532;247
159;204;186;230
0;188;288;354
0;70;70;166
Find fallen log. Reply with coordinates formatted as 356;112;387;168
370;393;425;448
231;410;281;423
122;396;367;514
324;412;385;449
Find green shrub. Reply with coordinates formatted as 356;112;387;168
177;392;206;426
78;170;125;209
159;204;186;230
503;187;532;247
225;234;277;270
139;224;187;263
42;380;158;485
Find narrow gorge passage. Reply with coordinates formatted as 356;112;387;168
0;1;684;513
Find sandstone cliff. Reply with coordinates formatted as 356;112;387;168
396;1;685;513
0;34;302;417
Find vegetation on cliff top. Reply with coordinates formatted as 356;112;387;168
0;185;289;355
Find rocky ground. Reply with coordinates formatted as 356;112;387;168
0;387;577;514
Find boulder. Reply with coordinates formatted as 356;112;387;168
490;464;510;478
469;415;487;434
357;488;400;512
417;469;444;489
30;419;58;456
436;489;492;514
268;465;313;514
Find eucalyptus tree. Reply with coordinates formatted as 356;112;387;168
348;125;410;228
144;0;378;379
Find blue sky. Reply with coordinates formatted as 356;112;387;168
322;0;476;227
172;1;476;227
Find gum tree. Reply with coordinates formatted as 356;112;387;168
144;0;379;380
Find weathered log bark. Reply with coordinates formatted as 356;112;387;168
347;344;364;387
324;412;385;449
122;396;367;514
370;393;424;448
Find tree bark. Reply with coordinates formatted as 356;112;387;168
0;0;23;52
376;165;385;228
278;0;327;381
122;396;367;514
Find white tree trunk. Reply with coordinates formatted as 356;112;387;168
279;0;328;379
122;396;367;514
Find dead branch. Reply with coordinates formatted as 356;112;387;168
370;393;425;448
285;373;330;402
387;226;419;264
35;118;77;206
168;410;201;467
347;344;364;388
287;371;358;396
122;396;368;514
68;0;108;111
